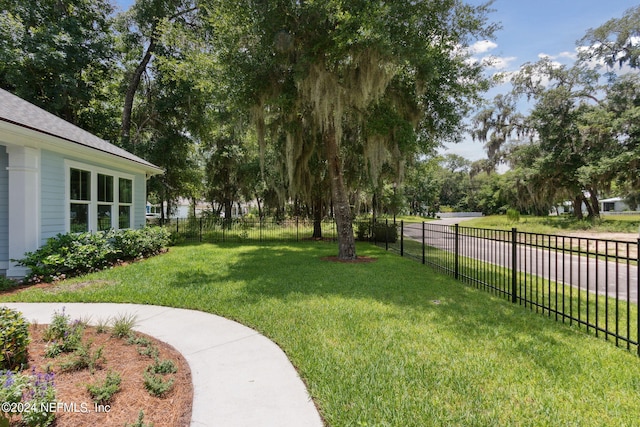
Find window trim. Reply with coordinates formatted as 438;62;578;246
65;160;135;232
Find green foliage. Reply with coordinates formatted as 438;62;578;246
0;307;30;371
125;410;154;427
147;359;177;375
138;345;159;359
0;370;57;427
16;227;170;283
0;277;20;292
371;222;398;243
506;208;520;223
59;340;105;374
110;313;138;339
143;371;174;397
43;309;84;357
354;218;372;241
87;371;121;406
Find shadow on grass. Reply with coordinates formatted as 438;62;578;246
164;242;593;354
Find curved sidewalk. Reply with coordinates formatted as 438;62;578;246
1;303;324;427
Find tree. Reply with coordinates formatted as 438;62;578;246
510;59;612;219
578;5;640;69
115;0;199;146
472;94;525;168
204;0;496;259
0;0;115;131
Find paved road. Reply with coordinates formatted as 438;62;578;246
402;219;638;303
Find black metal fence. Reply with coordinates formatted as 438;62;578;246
374;220;640;355
155;217;337;243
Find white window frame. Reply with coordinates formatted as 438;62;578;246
65;160;135;232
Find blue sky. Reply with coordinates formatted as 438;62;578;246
446;0;640;161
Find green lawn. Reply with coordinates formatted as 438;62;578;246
3;242;640;426
461;214;640;235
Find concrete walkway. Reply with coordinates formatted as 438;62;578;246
1;303;324;427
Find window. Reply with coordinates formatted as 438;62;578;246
67;162;135;232
97;174;114;231
70;168;91;232
119;178;132;229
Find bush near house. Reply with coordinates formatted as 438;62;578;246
15;227;170;283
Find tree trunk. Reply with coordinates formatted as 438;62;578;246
312;195;323;239
588;189;600;219
324;125;356;260
572;196;584;220
121;38;157;146
255;195;263;219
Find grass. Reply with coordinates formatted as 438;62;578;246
392;237;639;349
462;214;640;235
3;241;640;426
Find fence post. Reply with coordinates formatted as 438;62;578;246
400;220;404;257
199;216;203;242
454;223;459;279
422;221;425;264
385;219;389;251
176;217;179;235
512;227;518;304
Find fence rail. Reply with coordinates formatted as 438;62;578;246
374;220;640;355
156;217;337;243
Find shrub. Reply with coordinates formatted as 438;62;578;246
87;371;121;405
0;276;20;292
16;227;170;283
506;208;520;223
354;219;372;241
0;307;30;371
147;359;177;375
59;340;105;374
371;222;398;243
143;372;174;397
43;308;84;357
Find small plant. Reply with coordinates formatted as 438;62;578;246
94;317;111;334
59;340;105;374
127;334;151;347
1;370;57;427
506;208;520;223
147;358;177;375
143;372;174;397
86;371;121;405
43;309;83;357
138;345;159;359
111;313;137;339
125;410;154;427
21;370;57;427
0;307;30;371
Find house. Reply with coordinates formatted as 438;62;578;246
0;89;163;277
599;197;639;213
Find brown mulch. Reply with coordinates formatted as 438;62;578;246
321;255;377;263
17;324;192;427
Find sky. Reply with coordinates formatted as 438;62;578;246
114;0;638;162
444;0;640;162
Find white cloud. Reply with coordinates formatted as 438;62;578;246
538;51;577;62
483;55;518;70
468;40;498;55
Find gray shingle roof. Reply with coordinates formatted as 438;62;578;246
0;88;162;172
